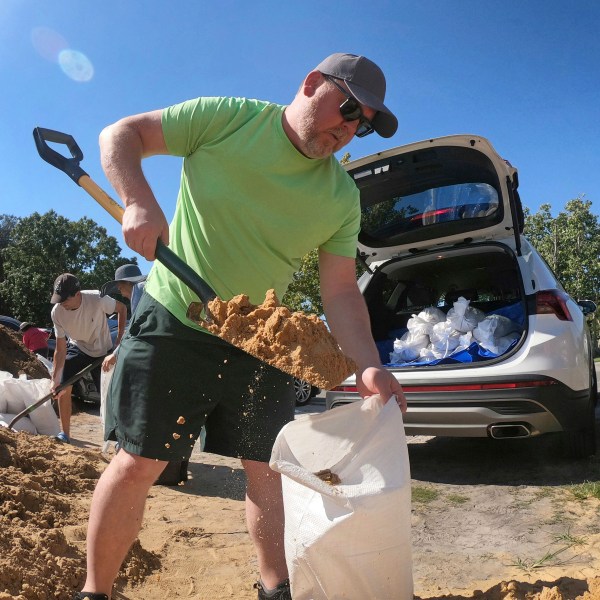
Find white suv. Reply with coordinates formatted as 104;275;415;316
326;135;597;458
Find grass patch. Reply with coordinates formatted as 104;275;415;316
412;486;439;504
508;527;588;573
446;493;469;505
569;480;600;501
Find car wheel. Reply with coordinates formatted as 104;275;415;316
562;369;597;459
294;378;313;406
73;376;101;405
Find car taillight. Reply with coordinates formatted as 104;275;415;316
535;290;573;321
331;385;358;392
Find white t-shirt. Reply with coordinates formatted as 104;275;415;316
51;291;116;357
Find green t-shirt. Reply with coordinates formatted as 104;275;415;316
144;96;360;327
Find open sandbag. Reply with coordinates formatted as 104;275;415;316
270;395;413;600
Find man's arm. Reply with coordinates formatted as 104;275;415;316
99;109;171;260
112;300;128;348
319;249;406;411
51;336;67;392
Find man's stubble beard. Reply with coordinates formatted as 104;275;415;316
296;104;347;159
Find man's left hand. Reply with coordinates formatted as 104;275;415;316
356;366;407;413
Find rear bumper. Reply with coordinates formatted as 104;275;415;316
326;378;592;438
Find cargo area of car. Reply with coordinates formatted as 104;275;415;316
362;242;527;368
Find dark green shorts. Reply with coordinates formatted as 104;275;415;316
105;292;295;462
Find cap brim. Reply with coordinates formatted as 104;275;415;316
50;293;64;304
346;81;398;138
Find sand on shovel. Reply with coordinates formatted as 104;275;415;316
187;289;357;390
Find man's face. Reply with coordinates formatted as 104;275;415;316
59;292;82;311
296;76;376;159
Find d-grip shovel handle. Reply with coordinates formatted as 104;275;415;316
33;127;217;305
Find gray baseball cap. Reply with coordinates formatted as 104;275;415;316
315;53;398;138
101;264;146;297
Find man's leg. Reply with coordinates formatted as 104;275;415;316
242;459;288;589
56;385;73;437
80;449;166;597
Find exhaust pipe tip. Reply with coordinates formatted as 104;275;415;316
488;423;531;439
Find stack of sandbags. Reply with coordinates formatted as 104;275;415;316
389;297;521;364
0;371;60;435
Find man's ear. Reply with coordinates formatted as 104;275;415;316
302;70;325;97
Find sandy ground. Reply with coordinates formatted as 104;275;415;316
2;393;600;599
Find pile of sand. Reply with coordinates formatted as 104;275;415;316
0;426;160;599
189;289;357;389
0;326;49;380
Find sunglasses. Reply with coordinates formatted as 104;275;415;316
324;75;374;138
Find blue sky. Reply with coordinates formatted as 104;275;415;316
1;0;599;274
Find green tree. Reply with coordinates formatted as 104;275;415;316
524;196;600;352
282;249;322;314
0;211;137;325
0;214;19;314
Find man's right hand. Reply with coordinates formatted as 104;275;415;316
122;200;170;261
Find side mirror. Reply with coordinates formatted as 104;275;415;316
577;299;597;316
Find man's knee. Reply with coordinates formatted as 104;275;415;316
109;449;168;485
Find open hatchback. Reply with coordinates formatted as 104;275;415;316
326;135;597;458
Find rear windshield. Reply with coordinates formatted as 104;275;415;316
362;182;499;240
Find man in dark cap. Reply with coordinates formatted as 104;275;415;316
74;53;405;600
50;273;127;443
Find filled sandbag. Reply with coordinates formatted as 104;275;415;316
0;413;38;434
270;395;413;600
0;375;59;436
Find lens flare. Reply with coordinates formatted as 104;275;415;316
58;49;94;82
31;26;68;62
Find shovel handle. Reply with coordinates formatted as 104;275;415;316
33;127;217;305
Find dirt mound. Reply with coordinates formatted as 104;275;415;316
0;325;49;380
189;289;357;389
419;577;600;599
0;427;160;599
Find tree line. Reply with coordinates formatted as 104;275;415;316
1;199;599;352
0;211;138;325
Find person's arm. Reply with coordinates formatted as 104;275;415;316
112;299;127;348
318;249;407;411
51;336;67;392
99;110;171;261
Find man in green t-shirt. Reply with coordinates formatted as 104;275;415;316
75;53;406;600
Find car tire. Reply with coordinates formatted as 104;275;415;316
294;378;314;406
562;370;597;459
73;376;101;405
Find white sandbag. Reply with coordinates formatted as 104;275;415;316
429;321;462;357
22;379;59;436
1;377;30;414
270;395;413;600
390;331;429;362
446;297;486;333
473;314;521;342
0;376;59;436
0;413;38;434
416;306;447;326
406;307;446;337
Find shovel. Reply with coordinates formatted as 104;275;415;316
33;127;218;309
8;356;104;431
